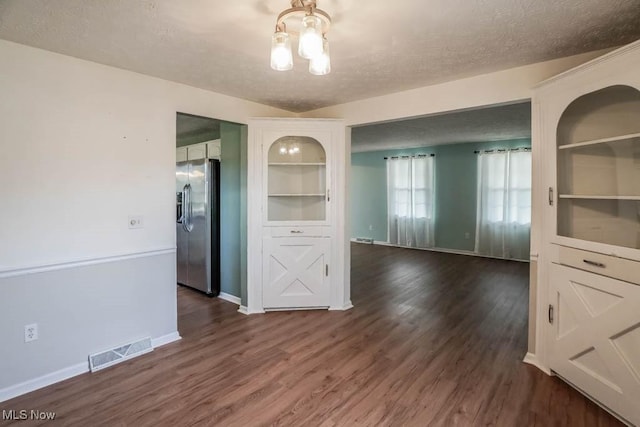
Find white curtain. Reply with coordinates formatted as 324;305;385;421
387;156;435;248
475;149;531;260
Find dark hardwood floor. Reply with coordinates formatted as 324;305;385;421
1;244;621;426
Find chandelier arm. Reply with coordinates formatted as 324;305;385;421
276;7;331;33
291;0;315;7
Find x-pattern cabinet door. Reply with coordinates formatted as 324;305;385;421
263;237;330;309
548;263;640;426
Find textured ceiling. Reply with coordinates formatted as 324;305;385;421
351;102;532;152
0;1;639;112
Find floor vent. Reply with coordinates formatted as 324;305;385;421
89;337;153;372
355;237;374;244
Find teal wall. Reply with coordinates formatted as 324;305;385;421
351;139;531;252
219;122;244;298
239;125;248;306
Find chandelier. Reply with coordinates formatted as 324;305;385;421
270;0;332;75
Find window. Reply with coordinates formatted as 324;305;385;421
387;155;435;248
475;149;531;260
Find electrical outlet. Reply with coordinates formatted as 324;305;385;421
24;324;38;343
465;232;471;239
128;215;144;229
369;224;373;231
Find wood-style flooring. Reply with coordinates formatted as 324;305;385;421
0;244;621;426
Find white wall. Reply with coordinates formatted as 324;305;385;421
302;49;612;126
0;39;292;400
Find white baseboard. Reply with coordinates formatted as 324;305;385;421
0;331;182;403
218;292;241;306
0;362;89;403
523;352;551;375
329;301;354;311
238;305;266;315
151;331;182;348
350;239;529;263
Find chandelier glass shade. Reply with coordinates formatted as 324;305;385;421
270;0;332;75
270;31;293;71
309;37;330;75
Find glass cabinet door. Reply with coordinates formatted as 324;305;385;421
556;85;640;249
267;136;327;222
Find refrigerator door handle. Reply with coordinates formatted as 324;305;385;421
182;184;194;232
176;192;184;224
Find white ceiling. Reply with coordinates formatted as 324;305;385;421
0;1;639;112
351;102;532;152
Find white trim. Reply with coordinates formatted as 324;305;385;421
0;248;176;279
523;352;552;375
534;39;640;88
329;301;353;311
0;331;181;403
218;292;241;305
238;305;265;315
246;122;263;314
0;362;89;403
151;332;182;348
350;239;530;263
265;306;328;312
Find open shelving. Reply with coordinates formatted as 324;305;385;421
268;162;325;166
556;85;640;250
558;132;640;150
558;195;640;200
267;136;328;222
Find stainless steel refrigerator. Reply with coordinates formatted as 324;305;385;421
176;158;220;296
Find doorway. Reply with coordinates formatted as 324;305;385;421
347;101;536;348
175;113;247;333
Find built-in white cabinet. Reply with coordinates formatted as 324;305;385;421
247;119;350;313
176;146;187;162
206;140;221;159
534;41;640;426
176;139;221;162
187;143;207;161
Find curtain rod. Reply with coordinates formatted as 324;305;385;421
384;154;435;159
474;147;531;154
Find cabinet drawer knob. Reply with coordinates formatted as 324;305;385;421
583;259;606;268
290;230;303;234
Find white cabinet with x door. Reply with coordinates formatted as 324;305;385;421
263;237;330;309
247;118;350;312
534;40;640;425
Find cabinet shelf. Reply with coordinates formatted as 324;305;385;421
558;195;640;200
269;193;325;197
268;162;326;166
558;132;640;150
